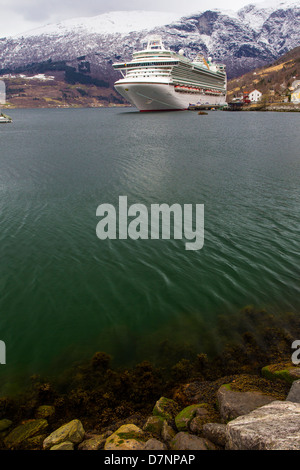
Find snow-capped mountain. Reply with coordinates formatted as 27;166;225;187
17;11;183;37
0;1;299;80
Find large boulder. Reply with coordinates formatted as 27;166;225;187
286;379;300;403
4;419;48;449
217;384;276;422
226;400;300;450
104;424;146;450
43;419;85;449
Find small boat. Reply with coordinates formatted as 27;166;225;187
0;113;12;123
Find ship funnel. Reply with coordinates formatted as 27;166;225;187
193;54;210;69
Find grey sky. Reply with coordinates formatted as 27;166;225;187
0;0;267;37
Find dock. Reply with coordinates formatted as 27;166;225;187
224;101;244;111
188;104;226;111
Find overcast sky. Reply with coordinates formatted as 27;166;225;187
0;0;271;37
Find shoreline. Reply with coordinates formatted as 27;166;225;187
1;306;300;450
242;103;300;112
2;101;300;112
1;104;131;110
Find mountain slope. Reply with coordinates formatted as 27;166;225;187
227;45;300;100
0;2;299;83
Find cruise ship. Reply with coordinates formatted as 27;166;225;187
113;36;227;111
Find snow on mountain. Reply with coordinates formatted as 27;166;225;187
256;0;300;8
0;2;299;80
236;0;300;31
17;11;183;38
237;4;276;31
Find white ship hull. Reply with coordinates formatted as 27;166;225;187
115;81;226;112
113;36;227;112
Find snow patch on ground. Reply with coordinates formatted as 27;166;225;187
2;74;55;81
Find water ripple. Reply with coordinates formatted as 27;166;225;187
1;108;300;384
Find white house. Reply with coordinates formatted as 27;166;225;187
291;80;300;90
291;85;300;103
248;89;262;102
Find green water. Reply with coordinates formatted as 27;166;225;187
0;108;299;392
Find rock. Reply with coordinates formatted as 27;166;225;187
0;419;13;432
144;438;167;450
262;364;300;384
217;384;276;422
26;433;48;449
175;404;207;432
226;400;300;450
143;416;164;435
4;419;48;449
288;368;300;380
189;417;204;434
186;404;217;434
172;381;209;404
161;421;176;442
202;423;227;448
170;432;214;450
50;441;74;450
78;433;109;450
153;397;180;423
35;405;55;419
202;438;218;450
104;424;146;450
286;379;300;403
43;419;85;449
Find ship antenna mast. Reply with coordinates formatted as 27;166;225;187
146;36;165;51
